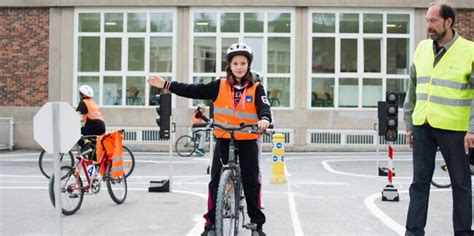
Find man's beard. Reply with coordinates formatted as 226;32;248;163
428;26;447;41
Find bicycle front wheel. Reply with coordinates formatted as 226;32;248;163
39;150;75;179
216;169;239;236
431;150;451;188
106;163;128;204
175;135;196;157
122;145;135;178
49;166;84;215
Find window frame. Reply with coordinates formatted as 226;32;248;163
73;8;177;108
307;8;414;110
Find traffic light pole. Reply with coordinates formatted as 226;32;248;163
168;115;173;192
381;141;399;201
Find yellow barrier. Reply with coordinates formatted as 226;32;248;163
270;133;287;184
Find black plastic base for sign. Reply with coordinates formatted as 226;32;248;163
148;179;170;192
378;167;396;177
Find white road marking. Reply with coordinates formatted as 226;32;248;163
285;165;304;235
364;189;452;236
321;159;413;179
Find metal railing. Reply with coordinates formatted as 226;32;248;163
0;117;14;150
307;129;407;146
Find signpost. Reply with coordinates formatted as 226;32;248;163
33;102;81;235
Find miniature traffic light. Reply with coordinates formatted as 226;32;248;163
155;93;171;139
385;91;398;142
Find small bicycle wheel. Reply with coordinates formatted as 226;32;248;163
39;150;75;179
216;169;239;236
122;145;135;178
431;149;451;188
106;163;128;204
175;135;196;157
49;166;84;215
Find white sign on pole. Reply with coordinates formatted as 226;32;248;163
33;102;81;153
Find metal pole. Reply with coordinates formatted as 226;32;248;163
388;142;394;184
169;115;173;192
9;118;14;151
52;103;62;235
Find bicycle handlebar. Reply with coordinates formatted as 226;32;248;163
210;122;274;135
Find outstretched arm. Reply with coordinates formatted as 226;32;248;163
148;75;219;100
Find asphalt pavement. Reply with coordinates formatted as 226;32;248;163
0;150;472;235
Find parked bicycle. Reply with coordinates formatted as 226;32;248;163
48;130;128;215
175;123;211;157
211;122;272;236
431;148;474;188
38;135;135;179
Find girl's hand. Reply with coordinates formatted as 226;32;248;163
147;76;166;89
258;119;270;130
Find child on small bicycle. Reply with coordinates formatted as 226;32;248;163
148;42;271;236
192;104;210;156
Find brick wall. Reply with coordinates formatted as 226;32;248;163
457;9;474;41
0;8;49;106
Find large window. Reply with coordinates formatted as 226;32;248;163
309;10;412;109
74;9;176;107
191;9;294;108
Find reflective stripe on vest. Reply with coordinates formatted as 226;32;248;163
82;98;104;124
213;79;260;140
412;37;474;131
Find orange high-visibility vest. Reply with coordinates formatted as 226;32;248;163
81;98;104;124
96;130;124;179
191;110;206;125
213;79;260;140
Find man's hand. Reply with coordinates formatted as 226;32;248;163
406;130;413;149
463;133;474;154
147;76;166;89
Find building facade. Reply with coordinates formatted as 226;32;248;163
1;1;473;151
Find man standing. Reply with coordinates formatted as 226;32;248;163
403;2;474;236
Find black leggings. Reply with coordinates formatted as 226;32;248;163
203;138;265;229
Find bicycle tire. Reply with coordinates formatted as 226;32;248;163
106;162;128;204
122;145;135;178
216;169;239;236
431;149;451;188
39;150;75;179
175;135;196;157
48;166;84;215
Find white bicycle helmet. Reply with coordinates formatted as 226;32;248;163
226;43;253;64
79;85;94;98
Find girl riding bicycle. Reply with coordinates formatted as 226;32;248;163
148;42;271;236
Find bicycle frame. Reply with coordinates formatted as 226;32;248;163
70;149;108;193
212;122;272;235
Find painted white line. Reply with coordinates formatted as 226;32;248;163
321;159;413;179
0;174;209;179
364;189;452;236
0;153;38;157
285;165;304;236
173;189;207;236
364;192;406;236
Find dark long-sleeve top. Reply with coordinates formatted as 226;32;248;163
164;79;272;123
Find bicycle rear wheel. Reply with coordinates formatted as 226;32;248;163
122;145;135;178
49;166;84;215
431;150;451;188
216;169;239;236
106;163;128;204
175;135;196;157
39;150;75;179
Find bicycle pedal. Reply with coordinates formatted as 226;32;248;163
68;193;79;199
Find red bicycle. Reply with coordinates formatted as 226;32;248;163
48;130;128;215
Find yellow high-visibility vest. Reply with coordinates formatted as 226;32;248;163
412;37;474;131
